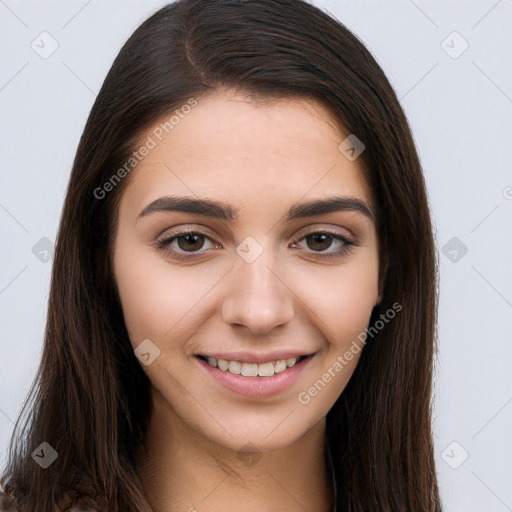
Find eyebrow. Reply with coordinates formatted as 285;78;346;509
137;194;375;223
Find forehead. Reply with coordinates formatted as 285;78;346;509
121;89;373;217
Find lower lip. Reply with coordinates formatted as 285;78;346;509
196;356;313;399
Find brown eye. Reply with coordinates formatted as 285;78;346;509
305;233;335;252
154;229;219;260
291;230;356;260
176;232;206;252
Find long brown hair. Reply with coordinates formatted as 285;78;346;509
1;0;441;510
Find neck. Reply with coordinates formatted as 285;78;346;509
135;389;335;512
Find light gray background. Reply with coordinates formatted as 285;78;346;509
1;1;511;510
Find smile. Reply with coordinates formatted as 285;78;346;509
195;352;314;399
196;355;307;377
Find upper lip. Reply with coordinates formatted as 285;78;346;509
195;350;315;364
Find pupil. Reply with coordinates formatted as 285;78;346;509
308;233;331;251
178;233;204;251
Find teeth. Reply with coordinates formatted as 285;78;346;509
257;362;275;377
202;356;303;377
286;357;298;367
228;361;241;375
217;359;229;371
241;362;258;377
274;360;287;373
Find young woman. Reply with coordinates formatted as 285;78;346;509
0;0;442;510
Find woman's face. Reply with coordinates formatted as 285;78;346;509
112;88;381;453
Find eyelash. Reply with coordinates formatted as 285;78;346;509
152;228;356;261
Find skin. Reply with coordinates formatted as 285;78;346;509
112;88;382;512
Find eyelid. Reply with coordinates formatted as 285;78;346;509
152;230;219;262
292;223;356;243
156;223;217;239
155;224;355;246
153;224;357;261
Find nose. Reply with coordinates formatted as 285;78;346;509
221;247;295;335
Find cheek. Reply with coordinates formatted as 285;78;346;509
294;260;378;410
301;252;380;346
114;256;170;343
113;241;221;347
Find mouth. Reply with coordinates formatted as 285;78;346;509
195;352;315;399
194;354;311;377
